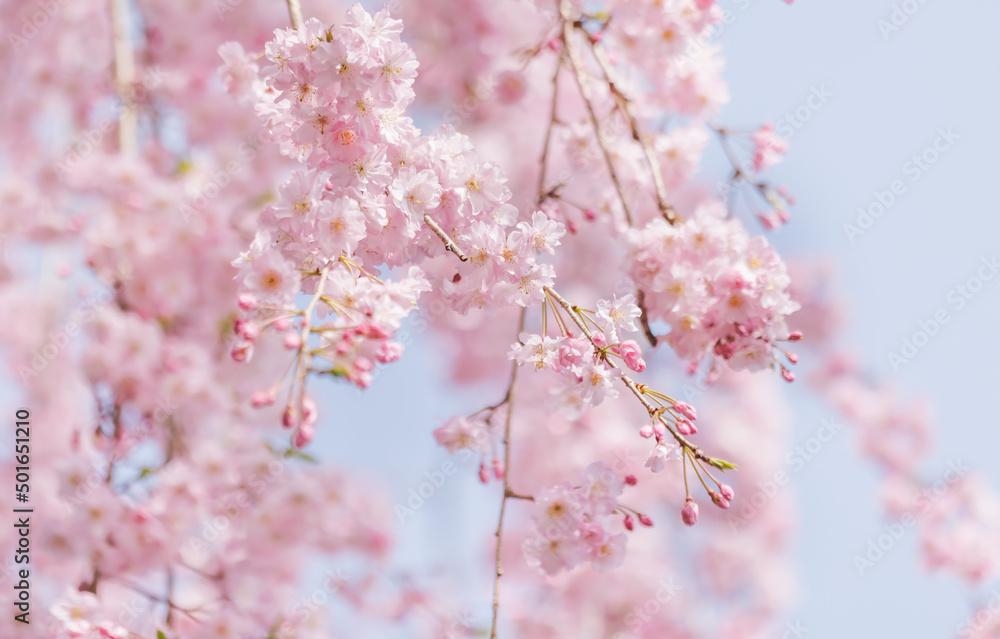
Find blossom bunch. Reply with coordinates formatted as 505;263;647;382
522;462;634;575
626;201;801;377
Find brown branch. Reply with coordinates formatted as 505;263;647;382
636;289;658;348
490;307;527;639
585;36;677;225
537;49;565;203
424;214;469;261
289;262;332;420
560;0;633;227
285;0;303;30
109;0;137;155
542;285;713;465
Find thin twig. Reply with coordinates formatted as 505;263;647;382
537;49;565;202
636;290;658;347
289;263;332;420
489;307;527;639
109;0;137;155
586;37;677;225
560;0;633;226
285;0;303;29
424;214;469;261
542;285;713;465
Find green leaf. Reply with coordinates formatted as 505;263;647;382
283;447;318;463
708;458;737;471
157;630;168;639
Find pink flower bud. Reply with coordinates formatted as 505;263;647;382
639;424;654;439
638;514;653;527
377;341;404;364
230;341;253;363
652;422;666;440
677;419;694;435
781;369;795;383
786;352;799;364
681;498;698;526
592;332;607;347
623;515;634;531
492;458;505;480
251;390;277;408
273;317;291;331
672;401;697;421
478;462;489;484
788;331;803;341
720;484;735;501
234;318;259;340
624;474;637;486
301;395;317;426
282;405;296;429
584;208;597;221
293;421;315;449
283;332;301;349
618;340;645;372
238;293;258;311
710;490;730;509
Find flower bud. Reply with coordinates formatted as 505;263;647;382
719;484;735;501
283;332;301;349
282;405;296;429
639;425;654;439
673;401;697;421
681;498;699;526
710;490;730;510
624;474;637;486
238;293;258;311
251;390;277;408
623;515;634;531
638;514;653;527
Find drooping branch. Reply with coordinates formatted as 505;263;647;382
424;214;469;261
285;0;303;30
109;0;137;154
585;37;678;225
560;0;633;227
489;307;526;639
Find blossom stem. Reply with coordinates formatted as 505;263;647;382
288;262;332;420
560;0;634;227
423;214;469;261
586;36;677;225
109;0;138;155
285;0;303;30
538;49;564;201
490;307;527;639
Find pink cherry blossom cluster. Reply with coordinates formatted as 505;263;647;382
225;5;570;437
522;462;641;575
626;201;801;378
